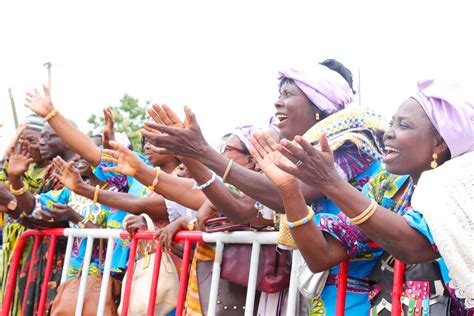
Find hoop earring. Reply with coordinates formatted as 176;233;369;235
431;152;438;169
315;112;320;121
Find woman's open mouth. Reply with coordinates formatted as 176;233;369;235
383;146;400;163
275;113;289;127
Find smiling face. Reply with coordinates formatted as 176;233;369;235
383;98;449;182
274;80;318;140
71;154;92;176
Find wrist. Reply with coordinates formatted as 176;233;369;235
322;175;346;196
76;182;94;199
277;179;300;193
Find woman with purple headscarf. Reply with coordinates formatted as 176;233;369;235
253;79;473;314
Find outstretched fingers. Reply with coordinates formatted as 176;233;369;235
163;104;183;126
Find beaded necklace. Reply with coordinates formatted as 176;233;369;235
392;181;415;214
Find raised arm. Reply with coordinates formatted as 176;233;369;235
276;135;439;264
141;104;323;211
25;85;102;165
51;156;169;221
101;141;207;211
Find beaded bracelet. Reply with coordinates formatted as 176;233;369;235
287;207;315;229
193;171;217;190
7;181;29;196
147;167;161;191
45;109;59;122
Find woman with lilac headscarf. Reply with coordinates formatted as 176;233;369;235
252;79;473;314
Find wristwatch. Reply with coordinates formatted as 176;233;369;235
7;198;18;211
187;218;197;231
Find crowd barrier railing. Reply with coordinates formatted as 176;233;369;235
2;228;406;316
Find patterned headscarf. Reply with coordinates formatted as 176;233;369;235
411;79;474;158
25;114;45;132
278;64;354;115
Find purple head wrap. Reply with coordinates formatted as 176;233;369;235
232;125;260;151
278;64;353;114
412;79;474;158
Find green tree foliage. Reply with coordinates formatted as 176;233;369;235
87;94;148;151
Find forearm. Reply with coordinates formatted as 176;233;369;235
199;147;287;210
135;164;206;211
68;211;100;228
49;113;102;165
279;182;346;272
182;158;258;223
323;178;438;263
76;183;167;220
8;176;35;212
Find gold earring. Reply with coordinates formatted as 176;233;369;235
315;112;320;121
431;152;438;169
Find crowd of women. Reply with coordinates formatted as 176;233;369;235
0;59;472;315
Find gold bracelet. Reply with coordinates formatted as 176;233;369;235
287;207;315;228
77;216;90;229
147;167;161;191
45;109;59;122
7;181;29;196
93;185;100;204
350;200;378;225
222;159;234;183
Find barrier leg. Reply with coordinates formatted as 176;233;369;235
21;235;41;316
244;242;261;316
391;260;405;316
120;237;138;316
208;240;224;315
97;237;116;316
37;235;58;316
147;241;163;316
1;230;37;316
60;236;75;284
176;239;193;315
335;259;349;316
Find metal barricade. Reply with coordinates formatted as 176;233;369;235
2;228;406;316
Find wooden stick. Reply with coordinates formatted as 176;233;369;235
8;88;19;129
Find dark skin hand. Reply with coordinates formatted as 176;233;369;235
38;203;99;228
7;149;36;213
140;105;323;212
273;133;439;264
250;131;348;272
102;107;116;150
0;183;17;213
52;156;169;222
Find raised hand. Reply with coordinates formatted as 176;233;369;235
250;131;296;189
24;85;54;117
101;141;145;176
8;148;33;178
51;156;85;192
140;105;210;158
102;107;116;149
275;133;340;189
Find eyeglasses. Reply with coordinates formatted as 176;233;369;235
220;145;249;155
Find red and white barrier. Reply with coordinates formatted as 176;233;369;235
2;229;405;316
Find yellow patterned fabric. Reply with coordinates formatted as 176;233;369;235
185;243;216;316
302;106;388;161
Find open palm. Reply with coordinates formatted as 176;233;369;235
102;141;144;176
24;85;54;117
250;132;295;188
52;157;84;192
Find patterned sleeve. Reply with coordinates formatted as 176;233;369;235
314;212;372;258
92;160;129;192
333;143;374;181
32;188;72;217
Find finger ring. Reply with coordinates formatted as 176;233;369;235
295;160;303;167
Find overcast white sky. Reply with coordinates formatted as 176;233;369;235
1;0;473;152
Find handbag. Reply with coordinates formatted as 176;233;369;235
294;250;329;299
49;239;121;316
204;217;291;294
369;252;452;315
117;213;179;316
197;260;257;315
